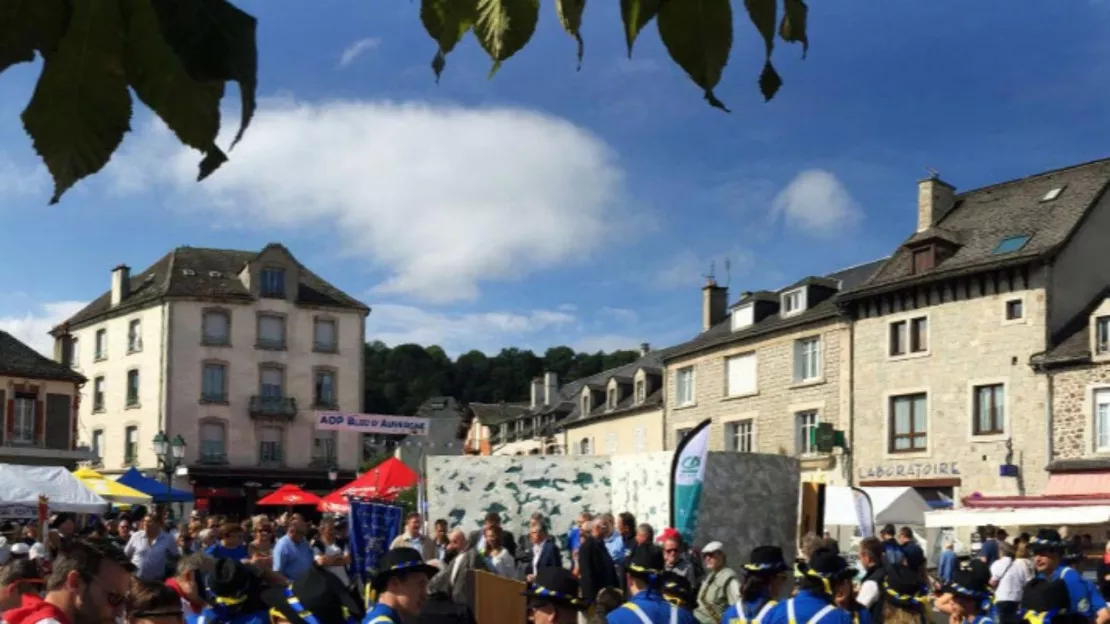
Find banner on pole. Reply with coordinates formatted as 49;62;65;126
315;412;429;436
669;419;711;545
348;498;404;589
851;487;875;538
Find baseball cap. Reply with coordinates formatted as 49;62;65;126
702;541;724;555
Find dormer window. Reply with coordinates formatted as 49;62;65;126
911;246;935;274
732;304;754;330
260;267;286;298
607;388;618;410
1096;316;1110;355
634;379;646;403
581;394;591;415
781;289;805;317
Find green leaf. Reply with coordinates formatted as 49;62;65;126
21;0;132;204
619;0;660;58
779;0;808;58
759;59;781;101
121;0;227;180
149;0;257;149
0;0;70;73
555;0;586;70
474;0;540;77
656;0;732;112
744;0;775;56
420;0;478;81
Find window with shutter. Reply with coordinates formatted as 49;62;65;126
726;353;757;396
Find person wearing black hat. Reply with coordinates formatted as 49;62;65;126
762;549;854;624
1029;529;1110;623
262;565;365;624
607;543;697;624
520;567;587;624
362;547;438;624
719;546;789;624
197;558;268;624
660;573;694;612
935;560;993;624
1021;578;1089;624
873;564;928;624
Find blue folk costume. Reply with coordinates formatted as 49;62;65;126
1021;578;1091;624
662;571;697;612
762;549;855;624
361;547;439;624
1030;530;1105;620
262;565;365;624
720;546;789;624
197;559;268;624
938;561;994;624
609;544;699;624
522;567;590;614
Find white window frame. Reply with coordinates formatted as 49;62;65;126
887;312;931;360
260;366;284;397
731;303;754;330
91;429;104;462
781;288;806;317
634;379;646;404
796;410;819;456
124;425;138;463
1002;296;1026;325
126;369;140;406
607;387;618;410
312;430;337;461
313;318;338;352
968;379;1009;442
885;389;930;458
675;366;695;407
202;310;231;345
725;353;757;397
604;433;618;454
1096;316;1110;357
127;319;142;352
1094;387;1110;454
93;377;105;411
725;419;755;453
94;329;107;360
577;437;593;455
793;337;822;383
12;397;35;445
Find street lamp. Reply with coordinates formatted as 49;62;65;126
153;431;186;516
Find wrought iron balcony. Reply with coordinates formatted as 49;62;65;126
249;395;298;421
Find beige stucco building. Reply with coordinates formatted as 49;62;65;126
52;244;368;515
661;263;882;486
840;158;1110;507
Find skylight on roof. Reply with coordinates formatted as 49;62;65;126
992;234;1032;255
1041;186;1066;202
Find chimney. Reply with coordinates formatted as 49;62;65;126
530;377;544;408
110;265;131;307
701;278;728;332
640;343;651;357
917;173;956;233
543;372;558;406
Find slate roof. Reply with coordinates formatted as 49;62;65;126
844;158;1110;299
1032;287;1110;368
554;346;680;430
0;331;86;383
663;258;887;361
56;244;369;331
466;402;532;426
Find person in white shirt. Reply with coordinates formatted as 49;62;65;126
990;542;1033;621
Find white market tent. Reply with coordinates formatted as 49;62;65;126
925;505;1110;528
825;486;931;527
0;464;109;513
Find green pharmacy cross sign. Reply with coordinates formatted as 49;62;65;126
811;423;847;453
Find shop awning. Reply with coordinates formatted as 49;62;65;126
925;505;1110;528
1044;472;1110;496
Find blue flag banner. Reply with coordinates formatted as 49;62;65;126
348;498;404;588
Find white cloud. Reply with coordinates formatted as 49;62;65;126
771;169;862;236
599;307;639;325
338;38;381;67
572;334;642;353
366;303;576;355
0;301;86;356
0;156;49;199
653;249;754;290
108;99;626;303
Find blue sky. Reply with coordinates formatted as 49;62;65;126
2;1;1109;357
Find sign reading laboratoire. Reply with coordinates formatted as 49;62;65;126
315;411;429;436
857;461;960;480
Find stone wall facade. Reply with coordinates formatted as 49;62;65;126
1050;363;1110;460
852;271;1050;497
664;320;850;485
427;452;800;566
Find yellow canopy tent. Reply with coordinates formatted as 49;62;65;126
72;467;151;506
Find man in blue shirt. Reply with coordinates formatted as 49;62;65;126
206;523;249;563
936;542;957;584
979;526;1000;566
273;518;314;582
264;564;365;624
607;543;698;624
762;549;854;624
362;547;438;624
1031;529;1110;623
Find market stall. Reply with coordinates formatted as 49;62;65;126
116;467;194;503
825;486;931;526
318;457;417;513
0;464;109;513
73;467;152;506
256;484;323;507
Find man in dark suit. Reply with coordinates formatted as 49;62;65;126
524;519;563;581
467;511;517;557
577;519;619;605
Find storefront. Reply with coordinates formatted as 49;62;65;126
188;465;356;518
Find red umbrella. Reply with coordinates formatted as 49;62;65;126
318;457;417;512
256;484;323;506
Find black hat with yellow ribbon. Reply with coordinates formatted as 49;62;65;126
939;560;992;611
882;564;929;609
1029;529;1067;555
795;548;856;595
262;565;365;624
521;567;587;611
660;571;695;608
206;558;265;613
370;547;439;592
626;543;666;585
744;546;788;575
1021;578;1091;624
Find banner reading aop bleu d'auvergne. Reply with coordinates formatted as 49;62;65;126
314;411;429;436
670;418;712;545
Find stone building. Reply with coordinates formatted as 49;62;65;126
661;262;883;486
51;244;368;515
840;158;1110;506
1032;290;1110;494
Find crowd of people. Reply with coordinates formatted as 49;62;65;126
0;506;1108;624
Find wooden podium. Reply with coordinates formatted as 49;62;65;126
473;570;528;624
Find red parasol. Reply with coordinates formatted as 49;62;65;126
318;457;417;512
256;484;323;507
